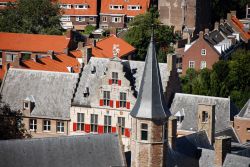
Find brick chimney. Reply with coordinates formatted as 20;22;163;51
214;136;231;167
230;11;236;16
204;29;209;35
168;116;177;149
13;56;22;68
197;104;215;144
199;31;204;39
220;19;224;25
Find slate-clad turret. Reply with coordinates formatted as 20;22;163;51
130;34;171;121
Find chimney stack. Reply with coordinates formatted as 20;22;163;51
220;19;224;25
214;136;231;167
77;42;84;50
93;40;96;47
168;116;177;149
13;56;21;68
167;53;176;72
227;13;232;21
230;11;236;16
214;22;219;30
204;29;209;35
197;104;215;144
199;31;204;38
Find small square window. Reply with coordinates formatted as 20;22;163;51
23;102;29;109
43;120;51;131
201;49;206;56
89;17;94;21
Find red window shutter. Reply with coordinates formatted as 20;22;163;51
110;100;113;108
100;99;104;106
85;124;90;133
116;101;120;108
125;128;130;137
126;102;130;109
98;125;104;134
112;127;116;133
73;123;77;131
109;79;112;85
118;80;121;86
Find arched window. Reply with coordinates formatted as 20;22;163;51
202;111;209;123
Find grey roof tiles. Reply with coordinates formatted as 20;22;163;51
170;93;239;132
0;134;126;167
237;99;250;118
0;68;78;119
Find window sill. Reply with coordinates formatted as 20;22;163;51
43;130;51;133
56;132;65;134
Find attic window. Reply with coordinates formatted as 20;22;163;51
83;87;89;97
75;4;88;9
201;49;206;56
91;66;96;74
141;123;148;141
202;111;209;123
23;102;29;109
109;5;123;10
127;5;141;10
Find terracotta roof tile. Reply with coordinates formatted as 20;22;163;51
91;35;136;58
55;53;81;72
100;0;149;17
231;16;250;40
0;32;70;53
70;50;82;58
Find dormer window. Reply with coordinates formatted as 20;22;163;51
112;72;118;84
59;4;71;9
91;66;96;74
202;111;209;123
23;101;29;109
141;123;148;141
109;5;123;10
127;5;141;10
174;110;185;125
83;87;89;97
75;4;88;9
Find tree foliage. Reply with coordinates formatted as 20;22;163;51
0;101;31;140
181;49;250;109
0;0;62;35
124;8;177;62
211;0;248;23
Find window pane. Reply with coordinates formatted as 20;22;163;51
141;131;148;140
141;123;148;130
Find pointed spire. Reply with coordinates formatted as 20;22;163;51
130;32;171;121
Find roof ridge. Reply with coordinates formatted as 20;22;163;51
176;93;230;101
8;68;77;75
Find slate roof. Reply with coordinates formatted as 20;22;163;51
219;23;234;36
215;127;240;143
223;154;250;167
237;99;250;118
0;68;78;119
72;57;170;107
0;134;126;167
204;30;225;45
130;35;170;120
170;93;239;132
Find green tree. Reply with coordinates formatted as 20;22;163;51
0;102;31;140
124;8;176;62
83;25;96;35
0;0;62;35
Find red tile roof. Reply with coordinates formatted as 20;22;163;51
70;50;83;58
231;16;250;40
55;53;81;72
91;35;136;58
0;32;70;53
100;0;149;17
57;0;97;16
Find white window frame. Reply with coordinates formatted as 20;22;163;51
141;123;148;141
102;16;107;22
56;121;64;133
89;17;94;21
127;5;141;10
109;5;123;10
112;17;122;23
5;52;17;62
76;16;85;22
103;91;110;106
60;16;70;22
77;113;84;131
112;72;118;84
0;2;7;7
75;4;88;9
59;4;71;9
120;92;127;108
43;120;51;131
90;114;98;132
118;117;125;135
189;61;195;68
104;115;112;133
29;119;37;131
23;101;29;109
200;61;207;69
201;49;206;56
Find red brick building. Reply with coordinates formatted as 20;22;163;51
99;0;149;29
182;31;220;75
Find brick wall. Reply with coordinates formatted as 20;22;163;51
99;15;125;29
234;117;250;143
182;33;220;75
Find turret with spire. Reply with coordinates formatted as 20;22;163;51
130;30;171;167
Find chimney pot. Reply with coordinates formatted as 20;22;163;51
214;22;219;30
214;136;231;167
